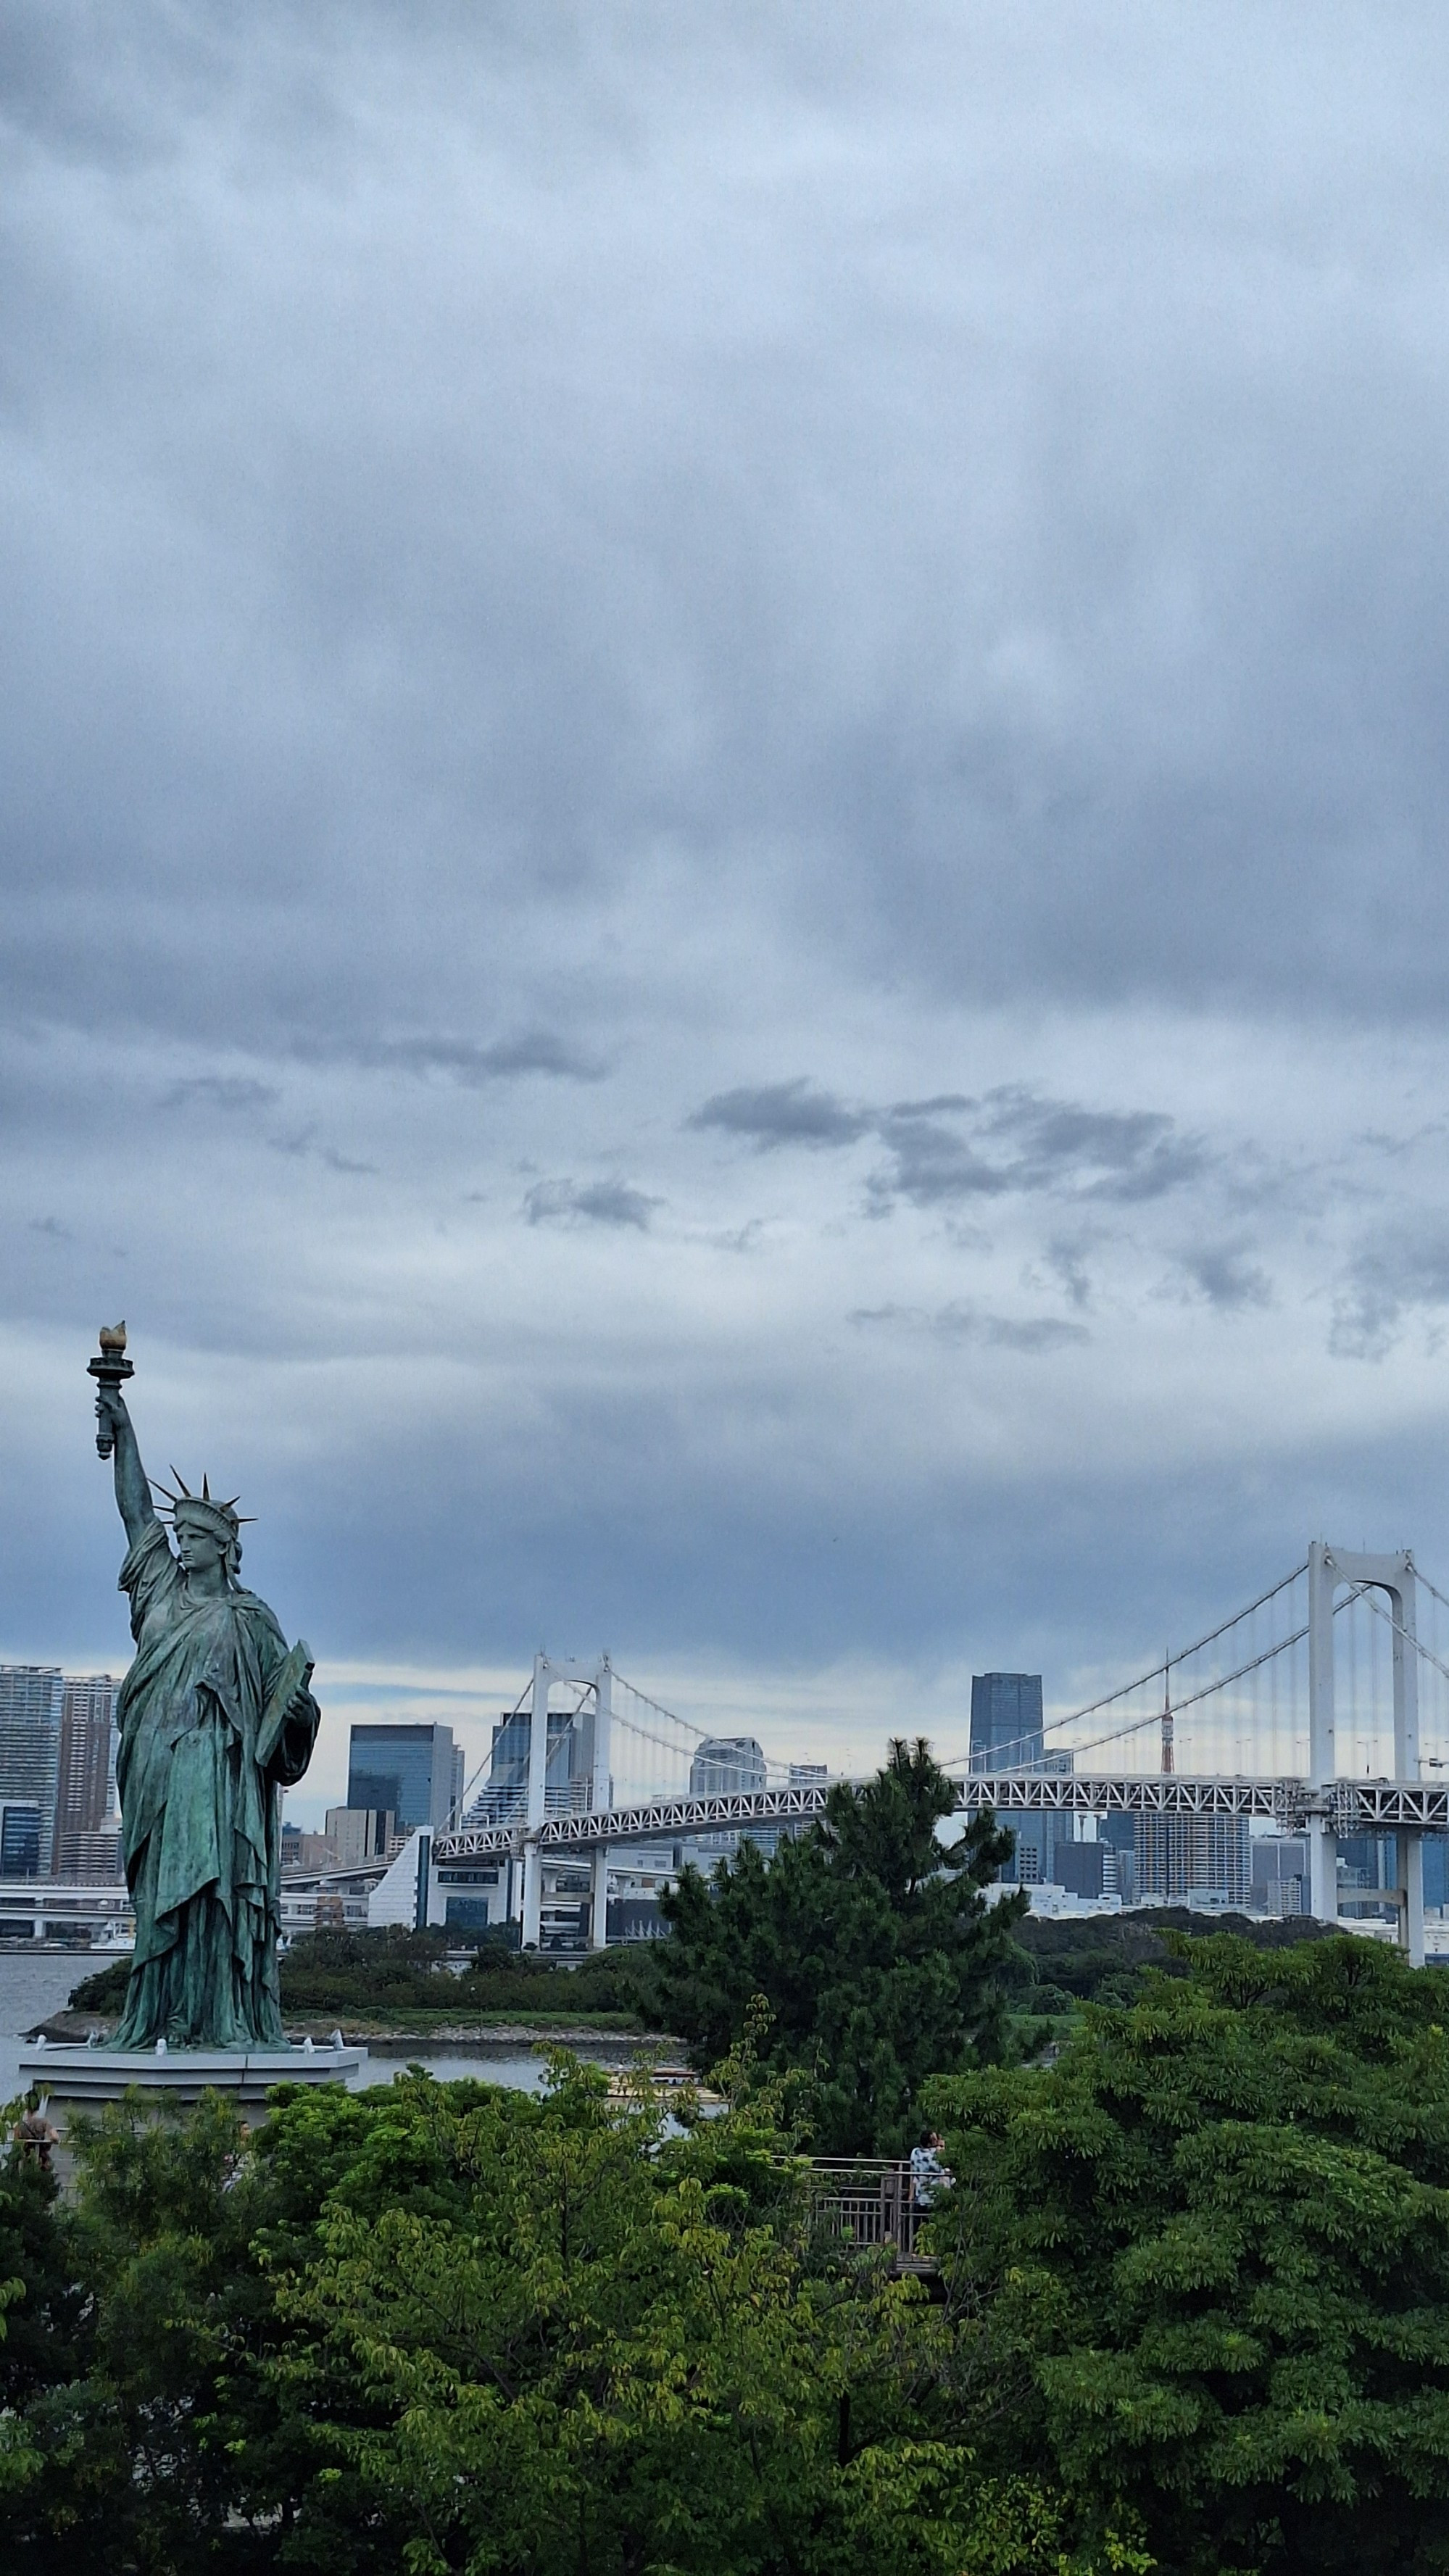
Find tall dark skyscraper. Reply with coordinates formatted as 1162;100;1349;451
968;1673;1045;1769
969;1672;1057;1885
346;1722;460;1831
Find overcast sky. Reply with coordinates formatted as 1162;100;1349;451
7;2;1449;1817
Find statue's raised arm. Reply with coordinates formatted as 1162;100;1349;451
86;1327;320;2052
94;1379;158;1553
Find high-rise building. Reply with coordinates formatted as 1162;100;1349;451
78;1824;125;1881
346;1724;459;1832
1135;1813;1250;1906
690;1737;768;1797
51;1675;119;1878
1092;1816;1139;1904
969;1674;1045;1770
325;1806;396;1866
1054;1841;1108;1899
1250;1835;1308;1916
471;1704;596;1825
0;1803;43;1877
1102;1842;1137;1904
1049;1840;1134;1902
970;1674;1066;1885
689;1737;769;1856
0;1666;64;1877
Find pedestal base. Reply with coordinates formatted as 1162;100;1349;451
16;2038;368;2116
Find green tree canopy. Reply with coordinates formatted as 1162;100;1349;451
0;2065;1139;2575
657;1737;1024;2153
929;1931;1449;2576
67;1927;658;2029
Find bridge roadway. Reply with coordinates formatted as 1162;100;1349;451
0;1880;135;1940
431;1769;1449;1865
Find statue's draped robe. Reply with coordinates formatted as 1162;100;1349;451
111;1521;319;2051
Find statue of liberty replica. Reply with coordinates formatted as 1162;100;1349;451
89;1328;320;2051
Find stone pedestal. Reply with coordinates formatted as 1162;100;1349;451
16;2037;368;2124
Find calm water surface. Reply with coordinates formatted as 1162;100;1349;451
0;1950;643;2106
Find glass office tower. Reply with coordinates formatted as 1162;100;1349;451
0;1666;64;1877
968;1671;1060;1885
346;1722;460;1832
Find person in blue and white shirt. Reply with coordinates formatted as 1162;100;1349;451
910;2129;952;2206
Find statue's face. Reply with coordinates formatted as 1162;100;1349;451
174;1514;227;1576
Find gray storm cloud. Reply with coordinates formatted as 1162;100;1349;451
6;2;1449;1738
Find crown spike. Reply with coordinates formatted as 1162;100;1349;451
149;1471;249;1540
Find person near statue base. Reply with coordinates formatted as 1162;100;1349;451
92;1368;320;2051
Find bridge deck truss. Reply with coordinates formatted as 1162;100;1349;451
431;1771;1449;1864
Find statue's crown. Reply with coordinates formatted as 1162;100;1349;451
151;1469;255;1544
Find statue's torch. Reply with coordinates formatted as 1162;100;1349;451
88;1323;133;1458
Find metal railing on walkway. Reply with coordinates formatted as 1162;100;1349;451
800;2158;942;2272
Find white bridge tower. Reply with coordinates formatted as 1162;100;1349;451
519;1653;613;1950
1307;1542;1423;1963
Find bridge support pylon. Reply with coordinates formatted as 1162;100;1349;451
589;1843;609;1949
521;1835;542;1948
1308;1542;1423;1964
518;1650;613;1949
1400;1833;1427;1971
588;1660;613;1948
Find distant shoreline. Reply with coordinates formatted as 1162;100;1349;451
33;2009;685;2051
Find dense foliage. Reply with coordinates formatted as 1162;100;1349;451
657;1738;1023;2154
67;1891;1341;2040
1011;1907;1337;2016
70;1929;660;2029
931;1930;1449;2576
0;2063;1136;2575
14;1927;1449;2569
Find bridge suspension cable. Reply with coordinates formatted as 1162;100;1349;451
610;1670;710;1741
1412;1566;1449;1621
610;1707;705;1769
1043;1580;1405;1769
609;1705;798;1785
1351;1579;1449;1693
1053;1622;1311;1762
941;1562;1313;1773
450;1674;533;1827
1045;1561;1309;1743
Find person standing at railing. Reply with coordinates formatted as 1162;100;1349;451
910;2129;952;2206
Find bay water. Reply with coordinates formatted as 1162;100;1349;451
0;1950;645;2107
